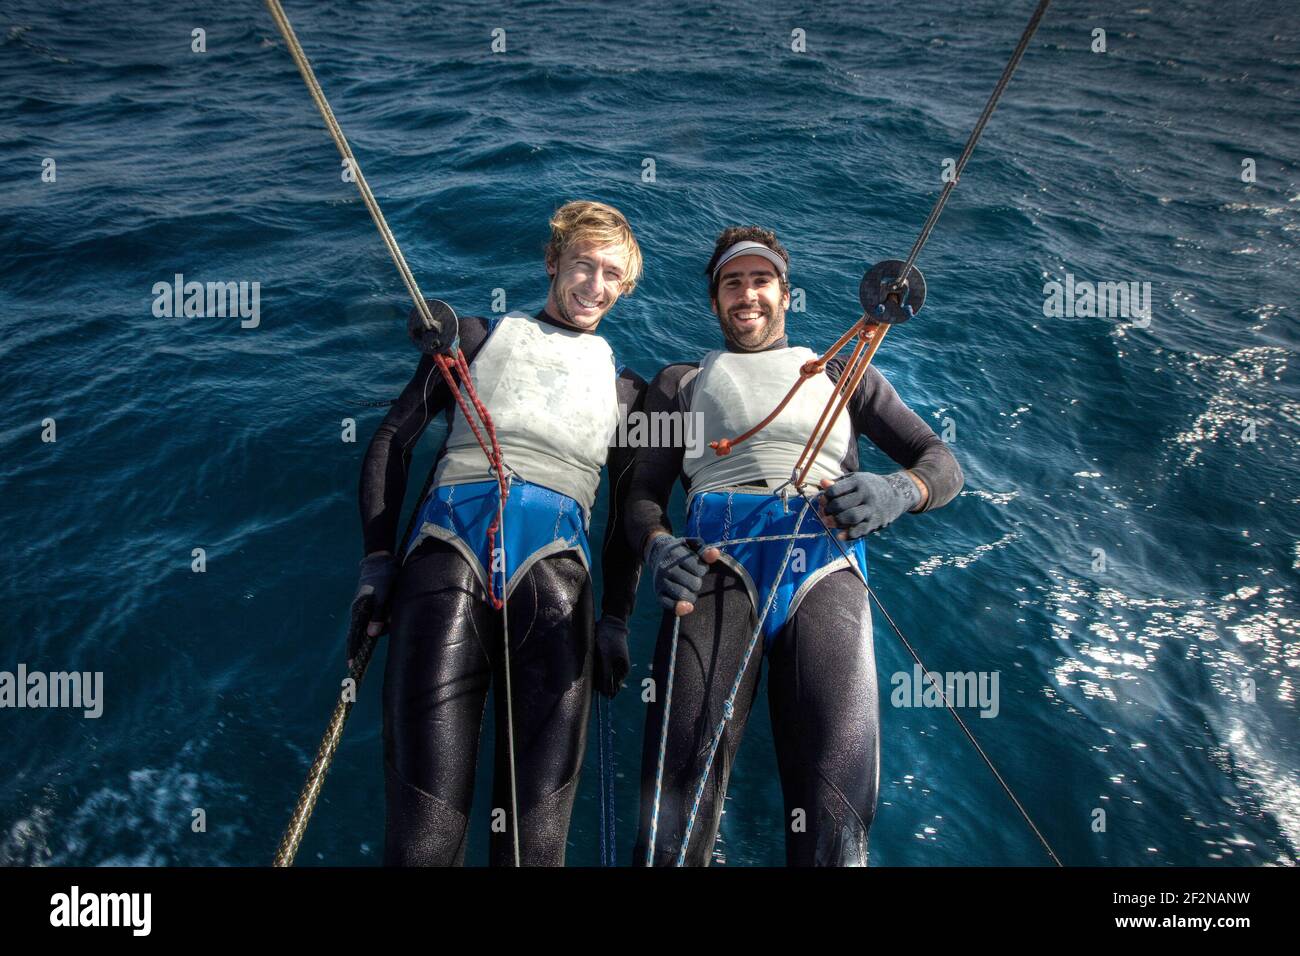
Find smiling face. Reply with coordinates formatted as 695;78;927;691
711;254;790;351
544;240;632;332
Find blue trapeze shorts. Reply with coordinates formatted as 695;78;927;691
685;487;868;646
403;478;590;603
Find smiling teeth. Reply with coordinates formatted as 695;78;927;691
575;294;600;309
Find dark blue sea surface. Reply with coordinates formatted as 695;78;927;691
1;0;1297;866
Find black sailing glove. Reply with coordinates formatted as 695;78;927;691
646;533;712;612
821;471;922;539
348;553;399;667
593;616;631;698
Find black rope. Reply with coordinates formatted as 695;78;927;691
787;0;1060;864
895;0;1051;284
794;487;1063;866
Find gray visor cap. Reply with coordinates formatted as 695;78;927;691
711;240;788;281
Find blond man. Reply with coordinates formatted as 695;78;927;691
358;201;646;865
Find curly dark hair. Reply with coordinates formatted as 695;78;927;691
703;225;791;304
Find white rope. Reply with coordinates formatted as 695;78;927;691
263;0;435;332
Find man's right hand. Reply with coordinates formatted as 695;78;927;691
645;532;720;616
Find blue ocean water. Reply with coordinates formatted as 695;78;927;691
1;0;1296;867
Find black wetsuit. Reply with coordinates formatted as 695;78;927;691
624;336;963;866
361;306;645;866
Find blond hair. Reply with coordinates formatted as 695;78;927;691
545;200;643;295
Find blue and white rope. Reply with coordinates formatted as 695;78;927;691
645;497;814;866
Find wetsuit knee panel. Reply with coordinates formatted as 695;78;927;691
383;759;471;867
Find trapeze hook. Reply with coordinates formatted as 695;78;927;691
408;298;460;355
858;259;926;325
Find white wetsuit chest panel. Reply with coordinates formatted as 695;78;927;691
684;346;853;495
433;311;619;512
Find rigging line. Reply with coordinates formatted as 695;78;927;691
266;0;522;867
263;0;435;334
790;328;873;479
793;486;1063;867
596;695;606;864
895;0;1052;283
644;500;815;865
266;0;501;464
715;0;1052;464
674;499;812;865
772;0;1061;865
595;693;617;866
794;325;887;487
645;607;681;865
496;483;522;866
604;701;616;865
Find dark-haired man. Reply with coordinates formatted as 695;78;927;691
626;226;963;866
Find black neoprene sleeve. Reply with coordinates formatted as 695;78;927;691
359;309;492;557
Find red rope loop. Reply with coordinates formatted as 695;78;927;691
709;320;889;489
434;349;509;609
